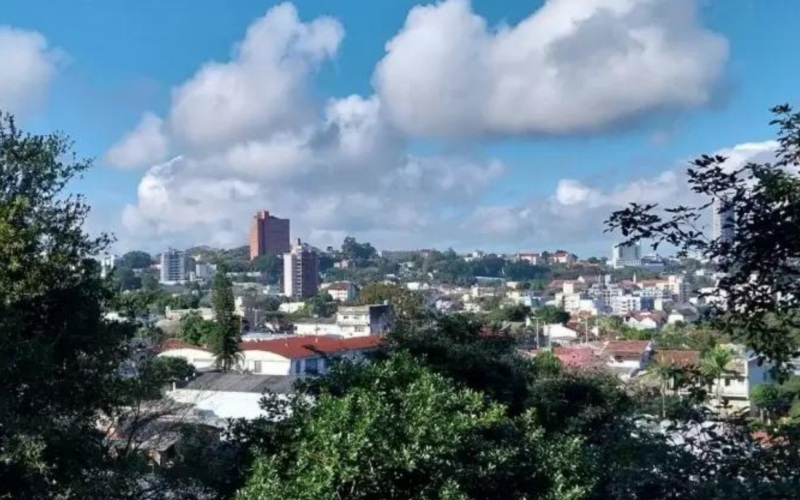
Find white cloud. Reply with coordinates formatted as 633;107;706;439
105;112;170;169
462;140;779;253
374;0;728;137
169;2;343;149
0;26;63;117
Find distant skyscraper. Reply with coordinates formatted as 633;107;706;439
712;196;735;243
100;254;120;278
611;242;642;269
284;239;319;299
160;249;187;284
249;210;290;260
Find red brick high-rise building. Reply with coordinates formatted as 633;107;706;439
249;210;290;260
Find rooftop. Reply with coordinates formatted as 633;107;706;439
181;372;294;394
654;350;700;367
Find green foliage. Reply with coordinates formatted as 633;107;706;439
178;311;217;345
238;354;593;500
358;282;428;321
209;270;242;371
486;303;531;323
250;254;282;284
119;250;153;269
341;235;377;264
0;113;130;497
534;305;570;325
607;104;800;367
304;291;337;318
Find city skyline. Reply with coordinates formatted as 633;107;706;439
0;0;797;255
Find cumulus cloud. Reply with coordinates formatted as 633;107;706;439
113;3;504;250
374;0;728;137
105;112;170;168
0;26;63;117
462;140;779;253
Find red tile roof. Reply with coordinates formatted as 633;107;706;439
240;335;382;359
552;347;602;368
158;335;382;359
604;340;652;356
326;281;354;291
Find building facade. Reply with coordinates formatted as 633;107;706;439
283;239;319;299
336;304;393;338
611;242;642;268
160;249;186;284
712;196;736;244
249;210;290;260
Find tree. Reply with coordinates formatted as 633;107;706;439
238;354;592;500
178;311;217;345
119;250;153;269
358;283;428;321
0;114;131;497
700;345;733;409
534;305;570;325
250;254;282;283
209;270;242;371
341;236;377;264
304;291;337;318
606;105;800;368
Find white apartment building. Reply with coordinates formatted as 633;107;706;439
194;262;217;281
610;294;642;316
336;304;393;338
712;196;736;244
160;249;187;284
321;281;358;302
283;239;319;299
100;254;121;278
611;242;642;268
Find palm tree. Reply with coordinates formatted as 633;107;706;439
648;360;677;418
700;345;733;411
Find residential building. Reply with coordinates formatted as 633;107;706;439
160;249;186;284
611;242;642;268
542;324;579;346
249;210;290;260
321;281;358;302
100;254;120;278
706;345;775;414
552;251;576;265
712;196;736;244
624;311;665;330
602;340;654;379
194;262;217;281
283;239;319;299
158;335;381;375
293;317;342;336
336;304;393;338
609;294;642;316
516;252;542;265
278;301;306;314
165;307;214;321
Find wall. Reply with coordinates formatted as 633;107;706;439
158;348;216;370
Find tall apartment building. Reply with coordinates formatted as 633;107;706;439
160;249;186;284
249;210;290;260
283;239;319;299
611;242;642;269
100;254;120;278
712;196;736;244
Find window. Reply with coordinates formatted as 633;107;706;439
355;326;366;333
294;361;301;374
253;361;262;374
306;358;319;375
724;378;731;387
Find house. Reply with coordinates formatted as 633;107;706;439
165;307;215;321
542;324;580;346
707;345;775;413
516;252;542;265
602;340;654;379
552;251;576;265
336;304;393;337
321;281;358;302
551;347;604;369
157;335;382;375
293;317;342;336
625;311;666;330
167;372;294;421
278;301;306;314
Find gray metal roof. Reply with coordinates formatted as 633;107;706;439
181;372;295;394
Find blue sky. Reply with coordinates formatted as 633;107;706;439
1;0;798;257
